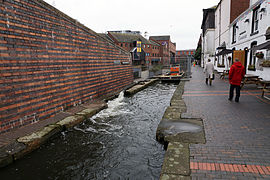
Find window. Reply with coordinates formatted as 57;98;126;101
148;45;150;48
249;41;257;69
267;50;270;59
232;24;237;43
121;43;123;47
251;6;260;34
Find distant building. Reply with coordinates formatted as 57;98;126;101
100;31;163;78
149;36;176;66
176;49;195;71
201;6;216;67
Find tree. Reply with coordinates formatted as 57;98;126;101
194;46;201;60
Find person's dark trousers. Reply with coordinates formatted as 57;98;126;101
229;84;241;102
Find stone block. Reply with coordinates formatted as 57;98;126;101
161;142;190;176
0;148;13;168
56;115;85;129
16;124;62;159
160;174;191;180
76;108;98;119
162;107;182;120
156;118;205;144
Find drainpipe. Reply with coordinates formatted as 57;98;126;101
219;3;221;47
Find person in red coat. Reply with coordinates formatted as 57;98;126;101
228;58;245;102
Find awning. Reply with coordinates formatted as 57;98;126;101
216;42;226;50
250;41;270;51
215;49;233;56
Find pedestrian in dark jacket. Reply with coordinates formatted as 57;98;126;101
228;58;245;102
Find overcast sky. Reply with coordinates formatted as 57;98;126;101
43;0;220;50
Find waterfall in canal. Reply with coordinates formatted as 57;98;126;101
92;91;129;119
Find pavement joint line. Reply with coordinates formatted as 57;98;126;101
183;93;262;97
245;90;270;105
185;90;263;93
190;162;270;175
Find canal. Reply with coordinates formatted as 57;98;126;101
0;83;177;180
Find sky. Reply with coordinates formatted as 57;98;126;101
43;0;220;50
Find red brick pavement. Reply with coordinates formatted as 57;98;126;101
190;162;270;175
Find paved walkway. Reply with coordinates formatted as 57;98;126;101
183;66;270;179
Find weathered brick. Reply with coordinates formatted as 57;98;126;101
0;0;133;133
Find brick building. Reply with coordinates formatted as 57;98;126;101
101;31;162;66
0;0;133;133
149;36;176;66
100;31;163;78
176;50;196;70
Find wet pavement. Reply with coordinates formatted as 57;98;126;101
184;66;270;179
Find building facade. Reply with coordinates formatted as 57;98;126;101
100;31;163;78
149;36;176;66
201;7;216;67
215;0;250;71
229;0;270;80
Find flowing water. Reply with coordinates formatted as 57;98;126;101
0;83;177;180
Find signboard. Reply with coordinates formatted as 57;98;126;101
136;41;141;52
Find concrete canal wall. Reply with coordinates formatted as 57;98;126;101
0;0;133;134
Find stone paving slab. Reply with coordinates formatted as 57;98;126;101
163;119;206;144
161;142;190;176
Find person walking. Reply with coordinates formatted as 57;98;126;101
204;59;214;86
228;58;245;102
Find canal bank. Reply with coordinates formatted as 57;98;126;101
0;99;108;168
156;80;206;180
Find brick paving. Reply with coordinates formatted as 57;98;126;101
183;66;270;179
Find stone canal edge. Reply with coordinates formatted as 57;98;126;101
156;80;206;180
0;100;108;168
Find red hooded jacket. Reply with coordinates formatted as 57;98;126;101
229;61;245;86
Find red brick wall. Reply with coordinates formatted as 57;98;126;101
0;0;133;134
230;0;250;23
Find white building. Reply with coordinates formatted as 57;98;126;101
215;0;231;71
214;0;250;71
201;7;216;67
229;0;270;80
